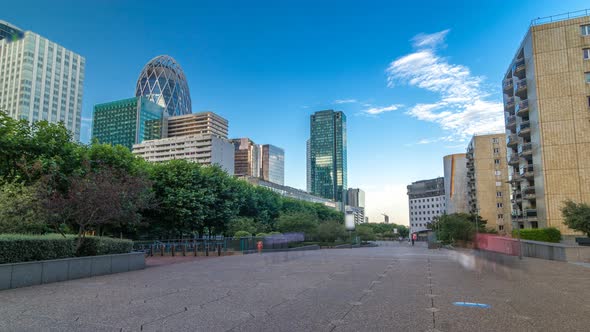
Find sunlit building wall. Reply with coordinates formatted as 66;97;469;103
443;154;469;214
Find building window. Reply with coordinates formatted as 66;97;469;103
498;214;504;219
497;203;503;208
499;225;504;231
493;148;500;153
587;96;590;108
496;191;503;197
496;181;502;187
582;24;590;36
586;72;590;83
492;138;499;143
584;48;590;60
495;170;502;176
494;159;500;165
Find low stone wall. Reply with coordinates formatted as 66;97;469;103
520;240;590;263
243;244;320;254
0;252;145;290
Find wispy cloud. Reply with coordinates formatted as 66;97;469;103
411;29;450;49
361;104;403;116
81;117;92;122
334;99;358;104
386;29;504;140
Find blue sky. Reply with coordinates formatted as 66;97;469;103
4;0;588;224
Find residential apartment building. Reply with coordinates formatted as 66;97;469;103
261;144;285;185
502;12;590;235
308;110;347;202
231;138;261;178
443;153;469;214
466;134;512;234
407;177;445;234
92;97;166;150
0;20;85;140
132;134;234;174
167;112;228;139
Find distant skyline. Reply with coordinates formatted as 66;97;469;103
3;0;588;225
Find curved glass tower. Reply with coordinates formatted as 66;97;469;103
135;55;191;116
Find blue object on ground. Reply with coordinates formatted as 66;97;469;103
453;302;491;308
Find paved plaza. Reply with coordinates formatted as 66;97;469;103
1;243;590;331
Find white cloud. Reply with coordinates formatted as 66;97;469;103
386;30;504;140
334;99;358;104
412;29;450;49
361;104;403;115
81;117;92;122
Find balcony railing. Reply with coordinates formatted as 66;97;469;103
525;192;536;200
506;115;517;129
517;121;531;137
507;134;518;148
514;79;527;96
503;78;513;92
522;186;535;195
518;142;532;156
508;154;520;165
516;99;529;116
513;58;525;76
520;164;534;179
504;96;515;110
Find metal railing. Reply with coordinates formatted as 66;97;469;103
531;9;590;26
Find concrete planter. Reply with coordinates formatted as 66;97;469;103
519;240;590;262
0;252;145;291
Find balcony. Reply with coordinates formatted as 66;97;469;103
518;142;532;157
517;121;531;137
513;58;526;78
514;79;527;97
503;78;513;93
506;134;518;148
516;99;529;117
506;115;517;130
524;192;536;201
522;186;535;195
504;96;515;111
521;164;534;179
508;154;520;165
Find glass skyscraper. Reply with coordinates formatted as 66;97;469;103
308;110;347;202
135;55;191;117
0;20;85;140
92;96;166;150
261;144;285;185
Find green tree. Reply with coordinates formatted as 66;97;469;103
317;220;348;242
561;199;590;237
429;213;475;245
0;181;47;234
355;224;376;241
277;212;319;236
227;217;258;236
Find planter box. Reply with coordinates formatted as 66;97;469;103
575;237;590;246
0;252;145;291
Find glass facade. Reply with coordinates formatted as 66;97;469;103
308;110;347;202
261;144;285;185
135;55;191;117
92;97;165;150
0;26;85;140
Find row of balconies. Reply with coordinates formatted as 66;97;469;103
517;121;531;137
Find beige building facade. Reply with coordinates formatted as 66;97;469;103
443;153;469;214
167;112;228;139
503;13;590;235
467;134;512;235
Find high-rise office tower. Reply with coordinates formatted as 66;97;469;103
407;177;445;234
466;134;512;234
443;153;469;214
503;12;590;235
92;97;166;150
346;188;366;224
261;144;285;185
0;20;85;140
231;138;261;178
136;55;191;117
308;110;347;202
306;139;311;192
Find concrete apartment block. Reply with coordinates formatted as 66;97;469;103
503;13;590;235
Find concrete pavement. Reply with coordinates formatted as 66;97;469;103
1;242;589;331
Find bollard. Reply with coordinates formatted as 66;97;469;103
194;243;198;256
171;244;175;257
182;244;186;256
160;245;164;257
217;244;221;256
149;245;154;257
205;244;209;256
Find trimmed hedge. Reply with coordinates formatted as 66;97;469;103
0;234;133;264
512;227;561;243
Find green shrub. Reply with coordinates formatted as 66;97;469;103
513;227;561;243
316;221;347;243
268;231;282;235
0;234;133;264
0;234;76;264
234;230;252;238
255;232;268;237
76;237;133;256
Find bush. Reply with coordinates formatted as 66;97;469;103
234;230;252;238
513;227;561;243
255;232;268;237
76;236;133;256
0;234;133;264
316;221;347;243
0;234;76;264
355;225;376;241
